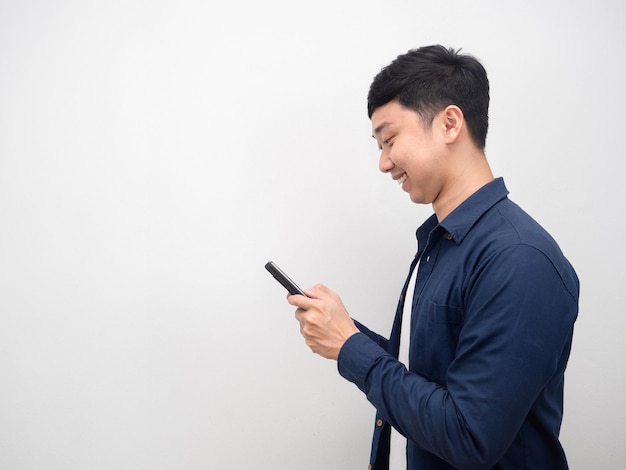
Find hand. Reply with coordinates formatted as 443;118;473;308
287;284;360;360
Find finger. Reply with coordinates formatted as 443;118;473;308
296;313;305;333
287;293;317;309
302;283;330;299
294;307;306;322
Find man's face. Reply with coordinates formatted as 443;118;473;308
371;100;447;205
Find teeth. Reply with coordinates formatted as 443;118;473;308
398;173;407;185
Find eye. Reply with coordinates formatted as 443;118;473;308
377;136;393;152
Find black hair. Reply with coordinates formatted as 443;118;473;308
367;45;490;150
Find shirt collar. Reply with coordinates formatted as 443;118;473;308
416;177;509;245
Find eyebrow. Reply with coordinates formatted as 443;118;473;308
372;121;391;137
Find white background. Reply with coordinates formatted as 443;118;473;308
1;1;624;468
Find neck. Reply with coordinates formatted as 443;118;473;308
433;151;494;222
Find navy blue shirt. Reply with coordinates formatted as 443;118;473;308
338;178;579;469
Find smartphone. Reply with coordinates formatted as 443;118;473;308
265;261;306;296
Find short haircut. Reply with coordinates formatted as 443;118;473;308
367;45;490;150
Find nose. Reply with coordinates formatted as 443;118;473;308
378;149;394;173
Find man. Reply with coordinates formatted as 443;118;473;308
287;45;579;469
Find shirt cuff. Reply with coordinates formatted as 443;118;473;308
337;332;389;392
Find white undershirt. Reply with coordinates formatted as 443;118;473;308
389;262;418;469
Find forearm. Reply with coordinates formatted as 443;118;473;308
337;333;509;468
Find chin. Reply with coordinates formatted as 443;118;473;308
408;192;430;205
408;193;423;204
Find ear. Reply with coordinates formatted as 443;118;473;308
441;105;464;144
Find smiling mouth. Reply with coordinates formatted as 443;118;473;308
397;173;407;185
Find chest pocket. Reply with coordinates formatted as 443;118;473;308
411;300;464;384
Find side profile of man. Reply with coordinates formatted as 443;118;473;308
287;45;579;469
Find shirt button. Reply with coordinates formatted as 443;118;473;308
447;233;453;240
376;419;383;427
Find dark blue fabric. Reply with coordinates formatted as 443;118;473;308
338;178;579;469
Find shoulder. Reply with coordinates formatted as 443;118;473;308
470;198;579;300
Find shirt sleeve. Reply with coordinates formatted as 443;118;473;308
353;319;389;350
337;244;578;469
